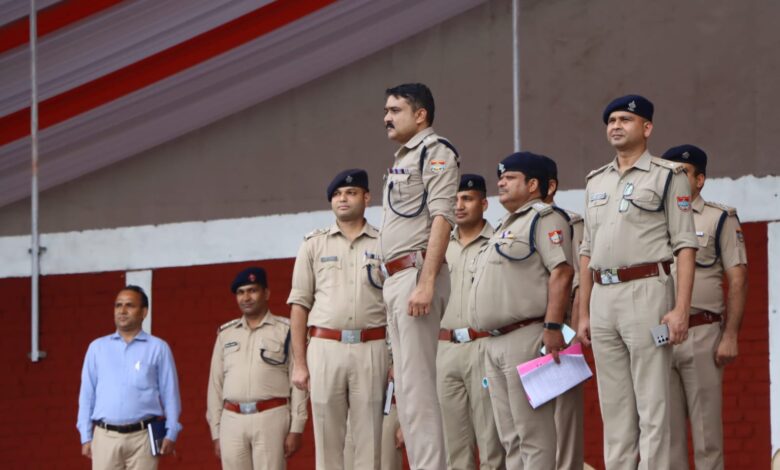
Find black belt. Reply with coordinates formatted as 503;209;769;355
94;416;158;433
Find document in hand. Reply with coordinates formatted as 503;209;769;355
147;419;167;456
516;342;593;409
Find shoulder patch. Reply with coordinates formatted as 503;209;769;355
304;227;329;240
704;200;737;216
218;318;241;332
586;164;610;180
270;313;290;326
651;157;684;174
531;202;554;216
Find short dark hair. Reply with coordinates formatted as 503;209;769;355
523;173;550;200
385;83;435;125
121;285;149;308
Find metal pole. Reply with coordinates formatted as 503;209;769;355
30;0;41;362
512;0;520;152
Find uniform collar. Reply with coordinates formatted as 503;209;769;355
240;311;275;329
328;220;378;239
110;330;149;341
452;220;494;245
402;127;435;151
607;149;653;173
514;197;543;214
692;195;705;213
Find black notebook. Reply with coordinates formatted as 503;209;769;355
147;420;167;456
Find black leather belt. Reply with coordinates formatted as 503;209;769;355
94;416;158;433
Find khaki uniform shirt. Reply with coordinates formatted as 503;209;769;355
379;127;459;261
562;209;584;291
679;196;747;313
580;151;698;269
287;222;386;329
468;199;572;332
207;313;308;439
441;221;494;330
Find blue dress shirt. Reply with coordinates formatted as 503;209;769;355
77;330;182;444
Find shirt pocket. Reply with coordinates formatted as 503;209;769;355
587;194;609;227
493;236;533;262
223;341;241;371
695;232;718;266
362;258;384;289
258;338;287;366
625;188;662;212
315;258;342;288
131;361;157;390
387;170;426;215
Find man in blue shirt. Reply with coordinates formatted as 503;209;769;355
77;285;182;470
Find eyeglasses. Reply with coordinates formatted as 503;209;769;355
619;182;634;213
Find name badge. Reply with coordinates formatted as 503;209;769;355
224;341;239;349
590;192;607;202
696;231;705;237
320;256;338;262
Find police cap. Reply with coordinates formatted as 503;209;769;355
662;144;708;174
231;267;268;293
602;94;654;124
327;169;369;202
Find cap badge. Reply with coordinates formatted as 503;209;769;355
248;273;256;282
498;163;506;174
682;151;690;159
345;175;353;183
467;180;474;188
627;100;637;112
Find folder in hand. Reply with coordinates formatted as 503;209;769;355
147;419;167;456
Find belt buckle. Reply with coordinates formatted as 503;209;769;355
489;329;502;337
239;402;256;414
600;268;620;285
453;328;472;343
380;263;390;278
341;329;361;344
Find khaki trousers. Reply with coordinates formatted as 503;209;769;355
219;405;290;470
91;425;158;470
436;339;505;469
309;337;389;470
670;322;724;470
384;267;448;470
554;382;584;469
483;322;556;469
590;275;674;470
345;404;404;470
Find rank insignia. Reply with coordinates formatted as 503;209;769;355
430;160;447;173
676;196;691;211
548;230;563;245
499;231;514;239
388;167;410;175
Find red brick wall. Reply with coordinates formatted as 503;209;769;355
0;221;769;468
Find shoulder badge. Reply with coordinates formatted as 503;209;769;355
218;318;241;333
531;202;554;216
650;157;684;174
704;200;737;216
585;163;610;180
304;227;329;240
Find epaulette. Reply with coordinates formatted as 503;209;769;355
586;163;610;180
422;134;459;158
651;157;684;174
218;318;241;332
270;314;290;327
566;210;583;225
304;227;329;240
531;202;554;216
704;200;737;216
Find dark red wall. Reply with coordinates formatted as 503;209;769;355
0;222;770;468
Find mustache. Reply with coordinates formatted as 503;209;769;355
385;123;394;129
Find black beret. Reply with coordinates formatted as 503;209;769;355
497;152;550;180
231;267;268;293
662;144;707;174
602;94;654;124
327;169;369;201
458;174;486;193
539;155;558;181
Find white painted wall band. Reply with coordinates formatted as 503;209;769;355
0;175;777;279
768;222;780;459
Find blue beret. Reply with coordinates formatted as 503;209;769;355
458;174;486;193
231;267;268;293
538;155;558;181
497;151;551;198
602;94;654;124
327;169;369;201
662;144;707;173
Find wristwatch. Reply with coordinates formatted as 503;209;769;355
543;322;563;330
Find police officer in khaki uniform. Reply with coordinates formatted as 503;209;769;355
288;169;389;470
207;267;308;470
468;152;574;468
661;145;748;470
577;95;698;469
380;82;459;470
437;174;504;469
344;401;405;470
540;156;586;469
